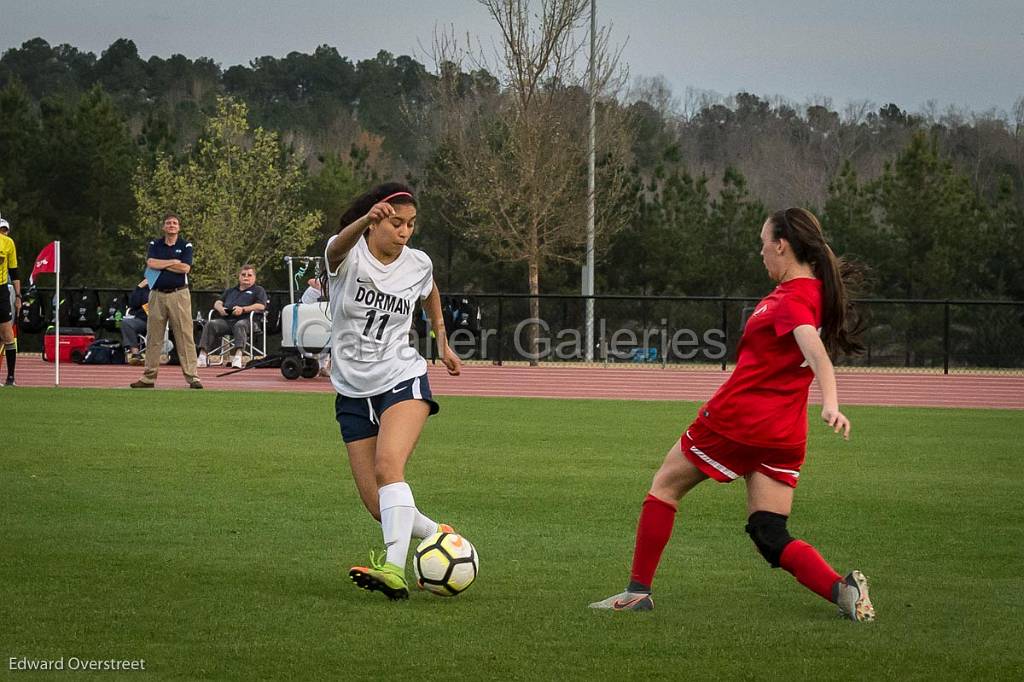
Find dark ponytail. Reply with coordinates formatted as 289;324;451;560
770;208;866;358
338;181;417;230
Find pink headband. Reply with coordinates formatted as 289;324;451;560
381;191;413;203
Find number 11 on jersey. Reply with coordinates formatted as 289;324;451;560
362;309;391;340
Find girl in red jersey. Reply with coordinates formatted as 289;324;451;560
590;207;875;621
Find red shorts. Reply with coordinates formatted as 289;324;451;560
680;420;806;488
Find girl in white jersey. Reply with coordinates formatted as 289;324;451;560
325;182;461;600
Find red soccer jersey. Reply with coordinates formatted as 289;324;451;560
697;277;823;448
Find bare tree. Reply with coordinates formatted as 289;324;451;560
428;0;635;360
626;75;679;119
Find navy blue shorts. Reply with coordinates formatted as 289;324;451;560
335;373;440;443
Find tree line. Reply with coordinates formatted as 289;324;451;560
1;31;1022;302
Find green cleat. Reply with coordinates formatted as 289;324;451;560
349;550;409;601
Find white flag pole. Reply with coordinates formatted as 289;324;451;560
55;241;61;386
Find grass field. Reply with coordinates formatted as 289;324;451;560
2;388;1023;680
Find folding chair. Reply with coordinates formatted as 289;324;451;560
138;327;174;364
206;310;267;366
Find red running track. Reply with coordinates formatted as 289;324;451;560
5;356;1023;409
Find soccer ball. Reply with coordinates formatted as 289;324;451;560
413;531;479;596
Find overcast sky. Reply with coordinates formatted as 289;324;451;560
2;0;1022;114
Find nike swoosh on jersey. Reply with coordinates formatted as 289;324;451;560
356;277;373;283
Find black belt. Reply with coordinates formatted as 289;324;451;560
155;286;188;293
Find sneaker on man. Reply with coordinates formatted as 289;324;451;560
4;377;15;386
231;353;244;369
835;570;875;622
197;352;208;368
350;551;409;601
588;591;654;611
128;352;144;366
129;380;154;389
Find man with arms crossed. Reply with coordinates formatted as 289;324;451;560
130;213;202;389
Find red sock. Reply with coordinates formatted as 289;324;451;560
779;540;842;602
628;493;678;590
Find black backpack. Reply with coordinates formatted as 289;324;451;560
17;285;47;333
263;294;282;335
101;291;130;331
81;338;125;365
444;296;481;333
65;290;101;328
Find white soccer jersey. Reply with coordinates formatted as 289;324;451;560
325;235;434;397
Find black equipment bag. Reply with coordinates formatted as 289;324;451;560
65;290;102;328
81;338;125;365
264;294;282;335
17;285;47;333
443;296;481;334
101;291;130;331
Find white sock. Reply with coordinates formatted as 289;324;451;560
379;482;416;569
412;513;439;540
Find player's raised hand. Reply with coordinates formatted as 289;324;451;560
366;201;396;224
821;405;851;440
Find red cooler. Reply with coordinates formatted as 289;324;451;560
43;328;95;363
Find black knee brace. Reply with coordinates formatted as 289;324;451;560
745;511;794;568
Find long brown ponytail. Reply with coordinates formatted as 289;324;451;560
770;208;866;358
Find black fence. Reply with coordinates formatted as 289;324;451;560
438;293;1024;373
20;288;1024;373
21;286;299;357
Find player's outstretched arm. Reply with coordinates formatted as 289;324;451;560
793;324;850;440
326;202;395;271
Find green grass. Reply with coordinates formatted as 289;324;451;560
1;388;1023;680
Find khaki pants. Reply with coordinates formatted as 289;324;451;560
140;288;199;384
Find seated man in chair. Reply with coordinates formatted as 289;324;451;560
121;279;150;365
197;264;268;369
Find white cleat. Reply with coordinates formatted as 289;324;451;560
836;570;875;622
588;591;654;611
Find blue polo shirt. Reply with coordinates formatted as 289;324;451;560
220;285;269;319
147;236;194;289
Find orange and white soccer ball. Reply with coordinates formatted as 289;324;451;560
413;531;479;596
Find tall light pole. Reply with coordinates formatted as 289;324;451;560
584;0;596;361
